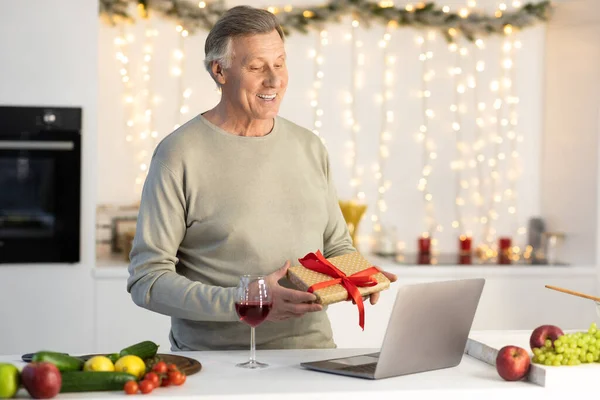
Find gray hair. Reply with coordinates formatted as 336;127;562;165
204;6;285;86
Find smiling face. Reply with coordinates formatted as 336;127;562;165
214;30;288;123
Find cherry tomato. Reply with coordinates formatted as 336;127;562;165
152;361;168;374
167;363;178;372
169;371;186;386
139;380;154;394
144;372;160;388
160;375;171;387
124;380;139;395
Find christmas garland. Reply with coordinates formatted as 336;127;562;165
99;0;553;41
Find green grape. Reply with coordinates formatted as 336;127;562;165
555;354;563;362
576;348;582;355
590;328;598;335
577;339;585;347
554;339;562;347
538;354;546;362
583;335;591;343
590;337;597;345
544;359;553;366
570;342;577;349
589;345;597;353
569;355;579;363
591;322;598;330
547;353;556;361
532;348;542;356
532;355;539;363
552;360;561;366
561;358;569;365
594;352;600;362
545;339;553;348
579;354;587;363
586;353;594;363
556;346;565;353
575;359;581;365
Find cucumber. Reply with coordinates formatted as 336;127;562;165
119;341;159;360
32;351;84;372
60;371;136;393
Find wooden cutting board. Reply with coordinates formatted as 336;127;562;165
22;353;202;376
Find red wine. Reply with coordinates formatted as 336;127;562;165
235;302;272;327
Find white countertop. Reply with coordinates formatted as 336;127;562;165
0;331;588;399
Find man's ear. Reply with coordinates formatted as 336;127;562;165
211;62;226;85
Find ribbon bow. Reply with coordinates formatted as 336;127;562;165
298;250;380;330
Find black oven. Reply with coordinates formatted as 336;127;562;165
0;106;81;264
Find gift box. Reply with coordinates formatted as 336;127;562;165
287;250;391;329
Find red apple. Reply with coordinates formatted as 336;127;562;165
529;324;564;350
21;362;62;399
496;345;531;381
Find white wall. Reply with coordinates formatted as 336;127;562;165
542;0;600;265
97;0;544;255
0;0;98;354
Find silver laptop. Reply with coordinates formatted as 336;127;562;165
301;278;485;380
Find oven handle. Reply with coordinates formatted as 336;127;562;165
0;141;75;151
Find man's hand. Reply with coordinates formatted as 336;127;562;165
368;269;397;305
264;261;323;321
351;268;398;306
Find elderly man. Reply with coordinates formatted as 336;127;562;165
127;5;396;351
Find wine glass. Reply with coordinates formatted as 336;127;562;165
235;275;272;369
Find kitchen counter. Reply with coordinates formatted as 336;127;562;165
0;331;580;399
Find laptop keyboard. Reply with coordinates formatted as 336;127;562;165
341;362;377;374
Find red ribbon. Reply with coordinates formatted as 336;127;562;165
298;250;380;330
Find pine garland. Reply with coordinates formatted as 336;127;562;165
98;0;553;41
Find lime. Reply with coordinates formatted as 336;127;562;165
114;355;146;379
0;363;20;399
83;356;115;372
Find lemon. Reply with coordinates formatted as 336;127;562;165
0;363;20;399
84;356;115;372
114;355;146;379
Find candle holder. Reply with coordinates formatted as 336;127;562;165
418;235;431;255
459;235;472;255
338;200;367;248
458;254;472;265
498;236;512;265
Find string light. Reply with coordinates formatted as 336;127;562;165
449;41;469;234
309;29;328;143
471;38;488;245
373;24;395;233
503;27;525;242
416;31;437;237
345;18;365;201
114;26;135;147
173;25;191;130
134;22;159;192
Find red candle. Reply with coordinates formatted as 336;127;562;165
459;235;472;254
498;237;512;265
498;237;512;252
458;254;472;265
418;236;431;254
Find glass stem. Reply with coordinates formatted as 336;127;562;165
250;326;256;363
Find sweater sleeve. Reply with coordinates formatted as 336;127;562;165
321;152;356;258
126;157;238;322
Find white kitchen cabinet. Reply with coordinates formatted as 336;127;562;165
93;260;599;352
